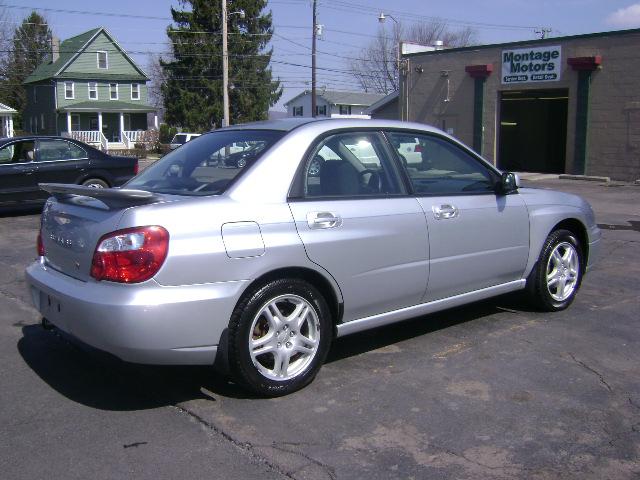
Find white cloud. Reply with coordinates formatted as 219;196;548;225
606;3;640;28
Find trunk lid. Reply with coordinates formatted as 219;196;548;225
39;183;164;281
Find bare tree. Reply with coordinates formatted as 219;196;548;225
146;53;168;112
0;2;13;79
350;20;477;94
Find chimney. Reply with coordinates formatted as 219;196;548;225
433;40;444;50
51;37;60;63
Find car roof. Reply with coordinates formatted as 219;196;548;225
0;135;79;144
216;117;444;135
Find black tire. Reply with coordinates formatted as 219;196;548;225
81;178;109;188
228;278;332;397
526;229;583;311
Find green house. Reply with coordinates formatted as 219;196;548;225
23;27;156;150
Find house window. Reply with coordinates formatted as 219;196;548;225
339;105;351;115
97;51;108;69
293;106;303;117
64;81;74;99
33;86;37;103
131;83;140;100
41;114;45;131
88;82;98;100
109;83;118;100
315;105;327;116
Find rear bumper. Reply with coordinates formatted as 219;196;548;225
25;260;247;365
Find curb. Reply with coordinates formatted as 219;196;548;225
558;174;610;183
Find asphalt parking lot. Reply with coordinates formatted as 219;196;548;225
1;178;639;479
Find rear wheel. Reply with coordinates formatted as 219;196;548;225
81;178;109;188
526;229;583;311
228;278;332;396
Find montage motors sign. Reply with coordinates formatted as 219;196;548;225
502;45;561;84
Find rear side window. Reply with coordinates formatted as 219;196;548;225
303;132;403;198
37;140;86;162
386;132;497;195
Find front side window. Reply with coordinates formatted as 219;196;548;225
293;106;303;117
0;141;35;164
97;51;108;69
302;132;402;198
110;83;118;100
386;131;498;195
64;81;74;99
131;83;140;100
126;130;285;196
88;82;98;100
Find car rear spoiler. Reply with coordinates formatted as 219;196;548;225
39;183;162;209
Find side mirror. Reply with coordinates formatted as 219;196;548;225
498;172;519;194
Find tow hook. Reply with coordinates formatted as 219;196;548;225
41;317;54;330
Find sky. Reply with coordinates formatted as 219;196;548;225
3;0;640;111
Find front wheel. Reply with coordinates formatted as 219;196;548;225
526;229;583;311
228;278;332;396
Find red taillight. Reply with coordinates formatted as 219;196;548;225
37;229;45;256
90;226;169;283
133;160;139;175
414;144;422;152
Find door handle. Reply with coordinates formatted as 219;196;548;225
307;211;342;229
432;204;459;220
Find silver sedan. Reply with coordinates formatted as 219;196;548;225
26;118;601;396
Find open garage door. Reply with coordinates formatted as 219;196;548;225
498;89;568;173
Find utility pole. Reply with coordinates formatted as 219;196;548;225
535;27;552;39
311;0;317;118
222;0;229;127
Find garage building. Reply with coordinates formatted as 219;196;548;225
397;28;640;181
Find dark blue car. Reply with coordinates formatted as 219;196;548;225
0;135;138;206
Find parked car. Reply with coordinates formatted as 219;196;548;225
207;141;269;168
26;118;601;397
0;135;138;207
169;133;201;150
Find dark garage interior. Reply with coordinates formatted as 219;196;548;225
498;89;568;173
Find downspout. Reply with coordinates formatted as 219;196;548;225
464;64;494;155
567;55;602;175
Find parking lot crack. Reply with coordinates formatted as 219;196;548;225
568;352;613;392
629;397;640;412
268;442;337;480
0;287;33;310
171;404;296;479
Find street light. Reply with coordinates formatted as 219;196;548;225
222;1;245;128
378;12;405;120
378;12;400;76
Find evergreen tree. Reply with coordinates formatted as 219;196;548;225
161;0;281;131
0;11;52;127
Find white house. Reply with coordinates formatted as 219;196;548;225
284;90;385;119
0;103;16;138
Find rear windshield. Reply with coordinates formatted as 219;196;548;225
126;129;285;196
